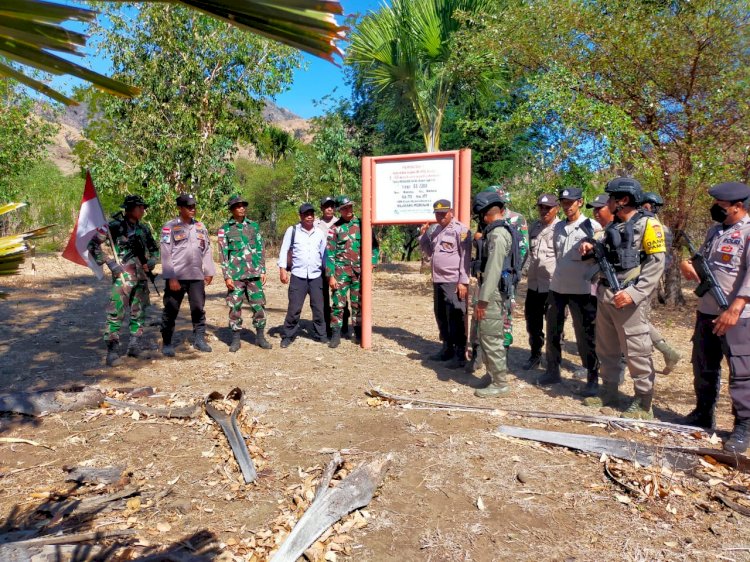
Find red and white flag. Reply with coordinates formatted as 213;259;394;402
62;171;108;279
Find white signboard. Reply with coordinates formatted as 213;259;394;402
373;157;455;223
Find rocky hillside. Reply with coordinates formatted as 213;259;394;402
43;100;312;176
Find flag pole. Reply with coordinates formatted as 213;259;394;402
88;170;120;266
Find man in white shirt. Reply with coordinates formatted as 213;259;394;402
277;203;328;347
538;187;602;396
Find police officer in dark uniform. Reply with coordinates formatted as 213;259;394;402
679;182;750;453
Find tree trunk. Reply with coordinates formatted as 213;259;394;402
662;250;685;306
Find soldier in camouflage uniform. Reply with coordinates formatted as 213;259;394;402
218;194;272;352
88;194;159;366
325;195;379;348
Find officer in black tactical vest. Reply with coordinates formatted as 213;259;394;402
580;178;667;419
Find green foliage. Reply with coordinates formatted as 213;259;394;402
311;112;359;195
0;79;58;201
77;4;301;228
347;0;495;152
457;0;750;231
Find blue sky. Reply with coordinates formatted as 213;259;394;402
47;0;384;118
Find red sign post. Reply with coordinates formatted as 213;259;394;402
360;149;472;349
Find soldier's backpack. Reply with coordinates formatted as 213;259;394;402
479;219;523;297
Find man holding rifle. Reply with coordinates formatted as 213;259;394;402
579;178;666;419
679;182;750;453
88;194;159;366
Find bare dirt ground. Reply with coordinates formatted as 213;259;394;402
1;256;749;561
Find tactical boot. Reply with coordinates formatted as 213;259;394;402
329;328;341;349
430;342;454;361
255;328;272;350
654;339;682;375
126;336;142;358
522;354;541;371
583;382;620;408
724;419;750;454
474;372;510;398
536;369;561;386
580;371;599;398
448;348;467;369
193;333;213;353
228;331;241;353
679;406;716;430
105;340;120;367
621;394;654;420
352;326;362;345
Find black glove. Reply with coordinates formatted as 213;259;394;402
106;259;124;277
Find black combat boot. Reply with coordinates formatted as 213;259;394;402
352;326;362;345
448;348;467;369
679;379;718;430
106;340;120;366
329;328;341;348
193;333;212;352
522;354;541;371
255;328;272;349
126;336;142;358
228;331;241;353
536;368;561;386
724;419;750;454
429;342;450;361
580;370;599;398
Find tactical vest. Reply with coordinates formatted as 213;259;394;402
603;211;647;272
478;219;523;296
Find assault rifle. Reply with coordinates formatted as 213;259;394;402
588;239;622;293
128;234;160;296
676;231;728;310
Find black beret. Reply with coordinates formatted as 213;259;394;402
708;182;750;202
558;187;583;200
176;193;197;206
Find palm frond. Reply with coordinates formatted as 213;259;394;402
0;203;54;298
0;0;345;105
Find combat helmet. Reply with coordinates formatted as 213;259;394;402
121;194;148;210
472;191;503;215
605;177;643;206
335;195;353;209
641;192;663;207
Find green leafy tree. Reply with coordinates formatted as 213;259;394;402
0;79;57;202
348;0;494;152
76;4;300;226
460;0;750;302
311;112;359;195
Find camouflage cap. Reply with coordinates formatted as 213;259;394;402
487;185;511;203
335;195;353;209
227;194;249;209
121;194;148;210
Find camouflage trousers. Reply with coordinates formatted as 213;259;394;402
104;273;148;343
331;269;360;329
227;278;266;331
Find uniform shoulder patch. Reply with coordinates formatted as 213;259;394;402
161;226;171;244
642;218;667;255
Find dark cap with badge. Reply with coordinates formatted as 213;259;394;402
559;187;584;200
708;182;750;202
320;196;335;208
299;202;315;214
586;194;609;209
433;199;452;212
176;193;197;207
536;193;559;207
226;194;249;209
122;194;148;210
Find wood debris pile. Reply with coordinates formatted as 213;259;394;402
229;459;370;561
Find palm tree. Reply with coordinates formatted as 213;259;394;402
0;0;345;105
347;0;492;152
